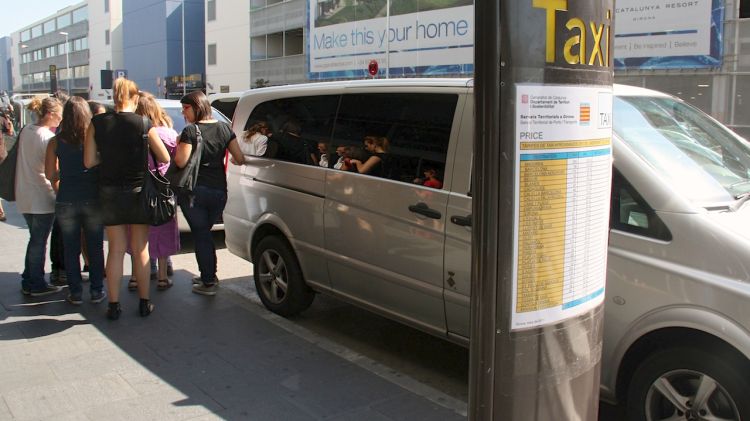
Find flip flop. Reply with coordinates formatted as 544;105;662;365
157;278;173;291
127;279;138;291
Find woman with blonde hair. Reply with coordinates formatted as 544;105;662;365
84;78;170;319
45;96;105;305
133;92;179;291
16;96;64;296
348;136;396;179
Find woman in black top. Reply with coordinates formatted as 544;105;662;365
83;78;170;319
349;136;395;179
174;91;244;296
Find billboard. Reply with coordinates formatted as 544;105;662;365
308;0;474;80
613;0;724;69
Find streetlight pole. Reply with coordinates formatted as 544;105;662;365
19;44;29;94
59;32;70;94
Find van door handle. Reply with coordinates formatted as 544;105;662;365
450;214;472;227
408;202;442;219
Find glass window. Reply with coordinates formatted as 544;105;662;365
46;46;56;57
74;65;88;78
58;67;70;81
285;28;303;56
267;32;283;58
610;170;671;241
207;43;217;65
21;30;31;42
57;14;71;29
72;6;87;24
251;36;266;60
207;0;216;21
58;42;67;54
104;0;109;13
244;95;340;164
332;93;457;184
614;94;750;205
106;60;111;70
31;25;43;39
105;29;110;45
44;19;56;34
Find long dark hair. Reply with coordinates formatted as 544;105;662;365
180;90;212;122
57;96;92;146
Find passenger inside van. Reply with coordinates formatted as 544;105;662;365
241;121;270;156
347;136;396;179
267;119;317;165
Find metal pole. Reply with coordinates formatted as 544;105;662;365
60;32;70;93
182;0;186;96
385;0;390;78
470;1;612;419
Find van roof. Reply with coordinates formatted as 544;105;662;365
240;78;671;99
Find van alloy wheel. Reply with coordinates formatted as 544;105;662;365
627;346;750;421
252;235;315;317
644;369;739;421
257;249;288;304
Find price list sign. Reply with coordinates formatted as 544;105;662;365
512;84;613;330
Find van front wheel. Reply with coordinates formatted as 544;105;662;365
626;345;750;421
252;236;314;317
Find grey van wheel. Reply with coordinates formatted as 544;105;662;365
252;236;314;317
626;346;750;421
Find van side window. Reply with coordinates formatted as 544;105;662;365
610;170;672;241
331;93;457;187
244;95;339;163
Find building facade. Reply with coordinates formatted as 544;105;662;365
123;0;205;98
88;0;123;100
11;2;89;96
249;0;305;87
205;0;250;94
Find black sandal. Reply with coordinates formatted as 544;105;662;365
139;299;155;317
127;279;138;291
157;278;173;291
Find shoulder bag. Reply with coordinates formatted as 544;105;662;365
139;116;176;226
165;123;203;196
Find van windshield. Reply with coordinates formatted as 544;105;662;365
614;95;750;206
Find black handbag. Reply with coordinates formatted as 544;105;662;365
165;123;203;195
139;116;176;226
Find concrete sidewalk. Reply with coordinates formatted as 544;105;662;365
0;204;465;420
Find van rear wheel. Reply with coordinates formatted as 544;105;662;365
252;236;314;317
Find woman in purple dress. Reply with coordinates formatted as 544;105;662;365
135;92;180;290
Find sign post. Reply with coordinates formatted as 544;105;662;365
470;0;613;419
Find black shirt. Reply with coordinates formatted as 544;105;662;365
180;121;236;190
93;112;147;188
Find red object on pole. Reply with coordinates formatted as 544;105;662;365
368;60;379;76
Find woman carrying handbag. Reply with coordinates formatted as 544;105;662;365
83;78;170;319
175;91;244;296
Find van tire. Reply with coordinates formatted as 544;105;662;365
252;236;314;317
626;345;750;421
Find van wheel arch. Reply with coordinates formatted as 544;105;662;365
616;328;750;408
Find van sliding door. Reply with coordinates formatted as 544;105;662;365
323;90;462;336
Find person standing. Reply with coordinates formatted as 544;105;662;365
175;91;244;296
49;90;70;286
16;97;63;296
45;96;106;305
136;92;179;290
83;79;170;319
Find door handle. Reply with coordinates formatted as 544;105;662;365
408;202;442;219
450;214;472;227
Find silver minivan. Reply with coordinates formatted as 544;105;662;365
225;79;750;420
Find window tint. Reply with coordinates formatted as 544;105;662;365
245;95;339;163
610;170;671;241
332;93;456;185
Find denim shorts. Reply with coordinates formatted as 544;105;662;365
100;185;150;226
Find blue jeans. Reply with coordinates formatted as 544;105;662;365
178;185;226;284
55;201;105;296
22;213;55;291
